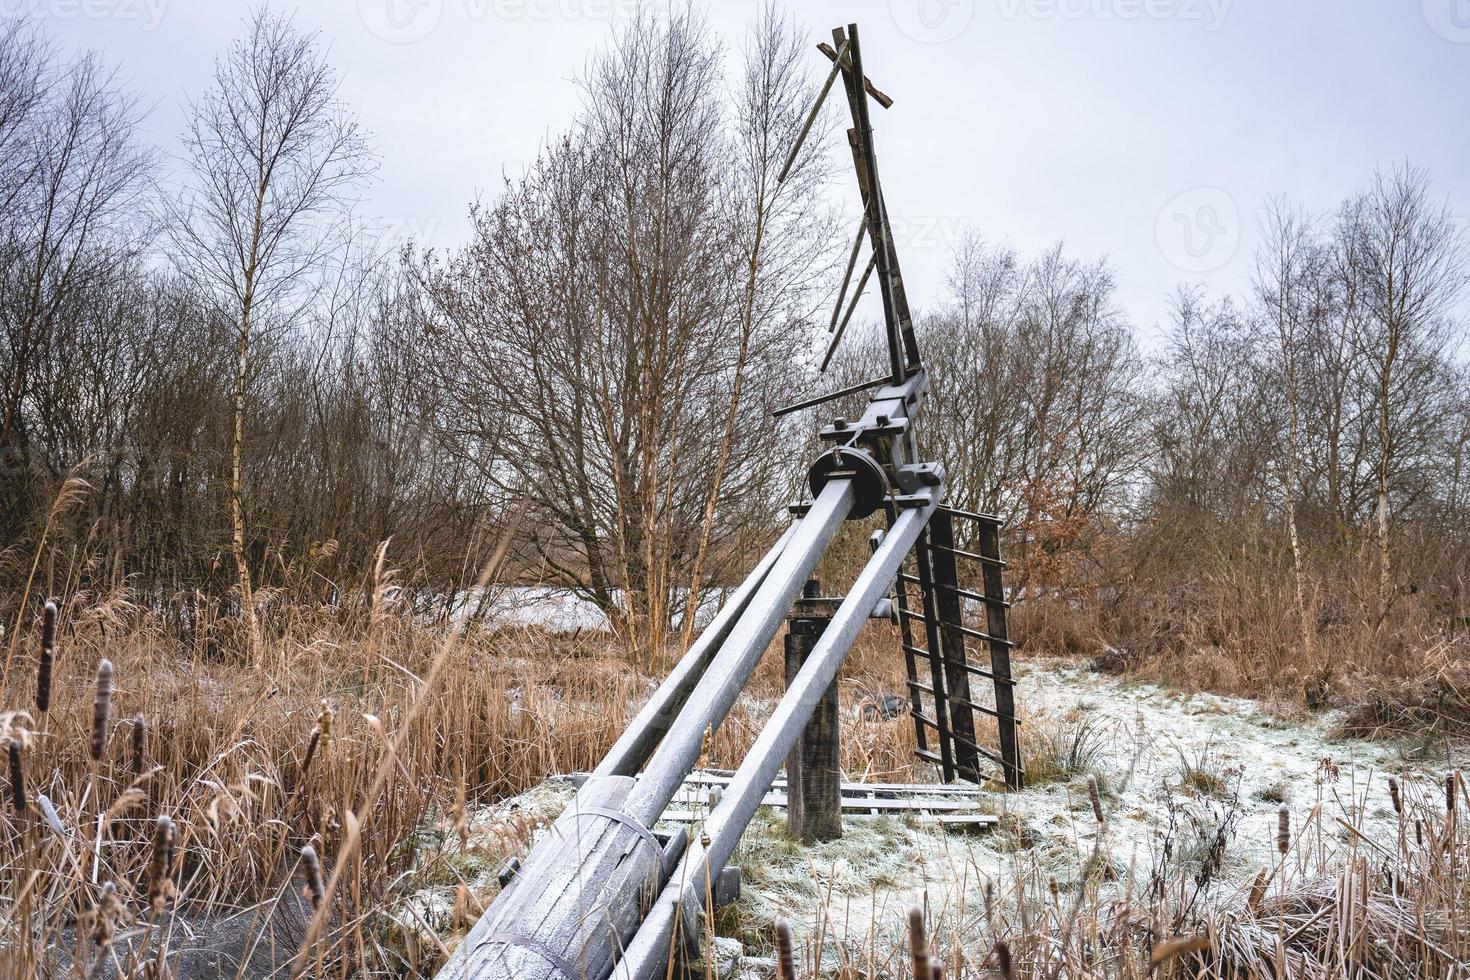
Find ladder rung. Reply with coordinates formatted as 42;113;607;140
944;584;990;604
899;612;1013;648
895;579;1011;609
938;505;1003;526
907;679;1021;722
927;543;1007;570
904;652;1016;688
911;748;994;786
945;658;1018;687
911;718;1008;766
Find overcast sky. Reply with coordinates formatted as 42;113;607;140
34;0;1470;345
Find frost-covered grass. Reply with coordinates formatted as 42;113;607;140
420;659;1467;978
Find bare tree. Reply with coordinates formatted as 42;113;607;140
676;5;836;648
0;27;151;515
417;9;824;660
1337;165;1466;605
162;8;375;632
1255;198;1321;646
915;235;1146;599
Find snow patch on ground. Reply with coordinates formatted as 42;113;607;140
412;660;1460;969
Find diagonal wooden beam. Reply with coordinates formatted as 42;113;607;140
816;41;894;108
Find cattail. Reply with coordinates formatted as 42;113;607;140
908;906;930;980
452;773;469;850
41;598;57;651
992;940;1014;980
316;700;333;741
453;884;468;930
932;965;943;980
147;815;176;913
36;600;57;712
90;659;113;762
300;728;321;780
8;740;25;814
89;881;126;950
774;917;795;980
1447;771;1459;814
1087;774;1104;824
1388;775;1402;816
300;844;325;910
131;715;146;774
1276;803;1290;855
697;724;713;771
1247;867;1268;911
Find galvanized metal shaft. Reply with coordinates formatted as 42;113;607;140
610;491;938;980
594;523;800;779
620;480;855;824
436;480;854;980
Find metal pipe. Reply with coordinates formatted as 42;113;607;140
594;523;801;778
611;491;938;980
622;480;854;824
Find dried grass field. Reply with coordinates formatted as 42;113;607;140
1;575;1465;979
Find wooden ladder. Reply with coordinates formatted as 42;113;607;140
894;506;1023;788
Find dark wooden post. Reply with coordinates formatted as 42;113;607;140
784;579;842;843
929;510;981;782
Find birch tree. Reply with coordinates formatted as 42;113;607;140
1254;199;1319;647
163;9;374;632
1338;166;1466;606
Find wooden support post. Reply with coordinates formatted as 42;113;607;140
976;519;1023;789
929;509;981;783
784;580;841;843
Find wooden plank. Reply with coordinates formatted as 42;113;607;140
909;716;1009;767
815;40;894;107
666;792;987;814
929;508;982;784
976;518;1024;789
913;529;955;780
898;612;1013;647
901;650;1018;686
660;809;996;827
676;773;986;797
